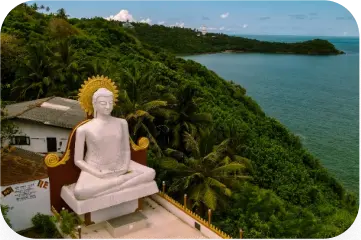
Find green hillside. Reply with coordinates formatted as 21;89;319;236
1;4;357;238
130;22;344;55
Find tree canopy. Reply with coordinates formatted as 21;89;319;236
131;22;344;55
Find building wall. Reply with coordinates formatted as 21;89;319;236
1;178;51;232
10;119;71;154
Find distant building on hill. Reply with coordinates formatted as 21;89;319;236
1;148;51;231
123;20;134;29
4;97;86;155
201;25;207;35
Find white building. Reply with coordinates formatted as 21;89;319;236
201;25;207;35
4;97;86;155
1;148;51;231
123;20;134;29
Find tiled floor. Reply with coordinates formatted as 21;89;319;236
81;198;208;239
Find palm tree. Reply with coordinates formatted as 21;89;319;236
30;3;38;10
51;40;84;97
167;84;212;151
46;6;50;12
12;44;55;100
159;133;252;214
113;62;173;156
57;8;68;19
83;58;116;78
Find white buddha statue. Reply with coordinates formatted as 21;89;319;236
73;88;156;200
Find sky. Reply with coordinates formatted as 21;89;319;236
31;1;359;36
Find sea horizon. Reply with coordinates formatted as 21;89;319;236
230;33;359;38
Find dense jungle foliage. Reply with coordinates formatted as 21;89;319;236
130;22;344;55
1;4;357;238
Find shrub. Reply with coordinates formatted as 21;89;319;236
1;205;12;228
31;213;58;238
59;208;82;235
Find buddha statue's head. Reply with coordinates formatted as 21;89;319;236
92;88;114;118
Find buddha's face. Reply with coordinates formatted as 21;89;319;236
94;95;114;116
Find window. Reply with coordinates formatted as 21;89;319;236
11;136;30;145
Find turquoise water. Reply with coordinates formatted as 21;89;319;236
184;35;359;193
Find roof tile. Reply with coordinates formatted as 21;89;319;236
5;97;86;129
1;148;48;186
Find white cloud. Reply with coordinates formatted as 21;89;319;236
177;22;185;28
208;27;217;30
219;26;225;30
140;18;152;24
242;24;248;28
220;12;229;19
158;21;165;25
105;9;154;25
105;9;134;22
171;22;185;28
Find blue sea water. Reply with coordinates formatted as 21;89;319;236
183;35;359;193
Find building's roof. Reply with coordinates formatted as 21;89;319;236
1;148;48;186
4;97;86;129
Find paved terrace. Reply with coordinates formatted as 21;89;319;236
53;192;232;239
81;197;208;239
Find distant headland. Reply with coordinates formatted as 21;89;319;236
131;23;345;56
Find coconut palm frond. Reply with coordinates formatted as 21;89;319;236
189;113;213;124
163;148;184;161
220;156;231;165
162;92;177;104
211;162;247;175
142;100;167;111
188;123;198;137
168;178;187;193
224;187;232;197
203;184;217;210
233;155;254;172
183;132;200;158
140;122;162;156
188;183;205;202
183;172;203;189
234;175;253;180
132;119;143;136
205;177;227;189
206;177;232;197
203;150;224;163
137;110;155;121
213;138;231;154
126;110;154;121
118;89;133;105
150;108;175;119
171;124;181;148
159;157;193;173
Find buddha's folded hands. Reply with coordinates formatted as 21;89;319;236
98;168;128;178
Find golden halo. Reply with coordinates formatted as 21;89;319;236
78;75;119;116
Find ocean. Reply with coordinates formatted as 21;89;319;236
183;35;359;193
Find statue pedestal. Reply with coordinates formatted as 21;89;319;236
106;212;148;237
61;181;159;224
79;199;138;224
